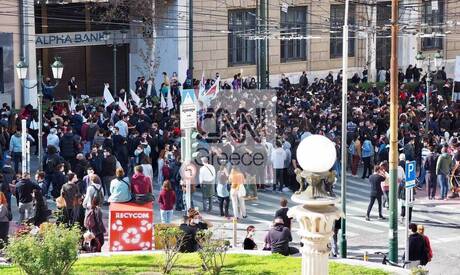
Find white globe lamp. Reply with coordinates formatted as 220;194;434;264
296;135;336;173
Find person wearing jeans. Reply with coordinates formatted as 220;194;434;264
436;146;452;200
158;180;176;224
15;173;40;223
216;165;230;217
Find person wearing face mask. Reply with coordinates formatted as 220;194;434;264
179;208;211;253
60;173;80;226
243;225;257;250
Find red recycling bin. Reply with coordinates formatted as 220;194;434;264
109;202;154;251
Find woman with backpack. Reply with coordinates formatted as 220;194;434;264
108;168;132;203
82;174;104;216
84;195;105;252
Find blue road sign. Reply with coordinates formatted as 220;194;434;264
405;161;416;188
181;89;196;105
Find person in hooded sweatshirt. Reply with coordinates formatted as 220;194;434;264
266;217;299;256
131;165;153;196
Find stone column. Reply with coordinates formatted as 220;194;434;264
289;201;341;275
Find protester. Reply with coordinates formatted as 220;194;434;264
179;208;211;253
274;197;292;230
108;168;132;203
417;224;433;263
198;156;216;213
158;180;176;224
0;191;10;248
407;223;429;268
61;172;80;226
15;173;41;223
266;217;299;256
366;166;386;221
29;189;50;227
243;225;257;250
216;165;230;217
229;166;247;219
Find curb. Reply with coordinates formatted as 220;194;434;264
331;258;411;275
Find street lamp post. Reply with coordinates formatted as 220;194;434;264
415;50;444;136
288;135;341;275
16;57;64;170
103;29;128;98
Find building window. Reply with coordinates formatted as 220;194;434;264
330;4;355;58
422;0;444;50
280;7;307;62
228;9;256;66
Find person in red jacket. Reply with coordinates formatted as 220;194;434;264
417;225;433;263
158;180;176;224
131;165;153;195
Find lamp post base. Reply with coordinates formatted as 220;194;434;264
289;203;341;275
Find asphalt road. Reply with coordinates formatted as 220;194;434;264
6;158;460;274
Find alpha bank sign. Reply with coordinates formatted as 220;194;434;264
35;30;125;49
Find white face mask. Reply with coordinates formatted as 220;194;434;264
193;218;201;224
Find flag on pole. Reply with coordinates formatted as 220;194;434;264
166;86;174;110
129;89;141;106
204;77;220;98
160;93;167;109
118;97;128;113
124;92;127;104
147;79;153;97
103;85;115;108
70;96;77;112
199;71;206;97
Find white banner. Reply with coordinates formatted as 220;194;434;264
455;56;460;82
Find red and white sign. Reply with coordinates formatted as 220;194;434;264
109;202;154;251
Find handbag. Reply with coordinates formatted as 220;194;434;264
133;193;155;204
238;184;246;197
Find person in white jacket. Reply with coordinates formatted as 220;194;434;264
82;175;104;216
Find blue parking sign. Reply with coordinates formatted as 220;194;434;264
405;161;416;188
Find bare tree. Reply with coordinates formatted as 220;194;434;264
96;0;167;79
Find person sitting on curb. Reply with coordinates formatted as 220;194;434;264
265;217;299;256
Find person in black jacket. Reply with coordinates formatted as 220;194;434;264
366;166;386;221
424;146;438;200
101;149;117;200
43;145;63;198
408;223;429;267
15;173;41;223
266;217;299;256
274;197;292;230
59;128;78;168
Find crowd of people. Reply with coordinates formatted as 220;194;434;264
0;64;457;262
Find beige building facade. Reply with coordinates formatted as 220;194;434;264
191;0;460;85
0;0;22;108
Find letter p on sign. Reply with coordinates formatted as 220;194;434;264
405;161;416;188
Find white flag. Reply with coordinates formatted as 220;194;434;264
129;89;141;106
70;96;77;112
166;86;174;110
103;85;115;108
118;97;128;113
160;93;167;109
199;71;206;98
147;79;153;97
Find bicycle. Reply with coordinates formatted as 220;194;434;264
375;251;410;269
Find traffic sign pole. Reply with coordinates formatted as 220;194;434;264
185;128;192;211
404;160;416;263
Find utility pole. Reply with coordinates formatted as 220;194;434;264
188;0;193;73
340;0;349;259
258;0;267;89
388;0;399;264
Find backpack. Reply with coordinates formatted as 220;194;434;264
162;164;171;180
91;185;104;206
45;155;59;174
